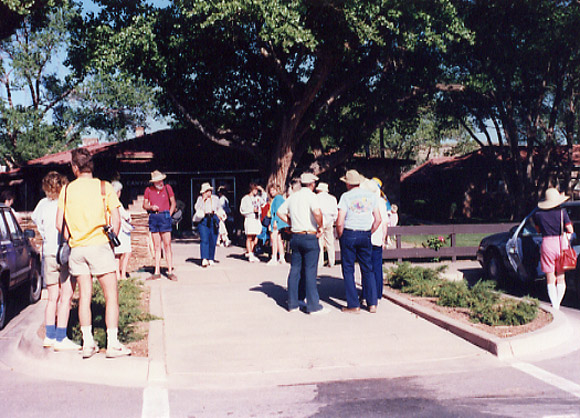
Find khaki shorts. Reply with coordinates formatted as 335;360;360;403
69;243;116;277
43;255;70;286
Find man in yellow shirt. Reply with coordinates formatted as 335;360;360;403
56;148;130;359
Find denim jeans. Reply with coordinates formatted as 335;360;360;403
198;215;218;261
340;229;376;308
372;245;384;300
287;234;321;312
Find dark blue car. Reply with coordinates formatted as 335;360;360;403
476;200;580;298
0;205;42;329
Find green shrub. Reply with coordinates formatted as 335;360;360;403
437;281;471;308
69;278;159;347
387;262;446;297
387;264;540;327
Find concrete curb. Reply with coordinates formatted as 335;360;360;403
383;289;571;360
4;292;149;387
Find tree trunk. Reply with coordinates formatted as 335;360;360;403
268;116;297;190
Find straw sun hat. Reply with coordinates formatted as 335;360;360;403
200;182;213;194
538;188;569;210
316;182;329;193
300;172;319;185
340;169;365;186
149;170;166;183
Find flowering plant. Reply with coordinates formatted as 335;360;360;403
423;235;449;251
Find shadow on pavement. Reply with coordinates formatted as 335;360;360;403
250;275;347;311
3;286;37;330
250;281;287;309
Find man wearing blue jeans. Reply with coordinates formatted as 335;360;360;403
277;173;325;314
336;170;382;313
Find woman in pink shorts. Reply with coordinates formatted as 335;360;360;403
533;188;574;310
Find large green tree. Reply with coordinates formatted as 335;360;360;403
72;0;471;187
0;0;160;167
440;0;580;217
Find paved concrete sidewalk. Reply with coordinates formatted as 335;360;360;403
156;243;498;390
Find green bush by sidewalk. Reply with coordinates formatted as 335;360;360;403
386;263;539;327
69;278;159;348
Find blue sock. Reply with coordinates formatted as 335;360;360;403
55;327;67;342
45;325;56;339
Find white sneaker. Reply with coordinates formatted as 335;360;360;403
208;260;215;266
202;259;209;267
43;337;55;348
249;254;259;263
224;239;231;247
81;342;99;359
106;343;131;358
267;258;278;266
54;337;81;351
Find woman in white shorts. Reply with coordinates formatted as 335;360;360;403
112;181;133;280
32;171;79;351
240;183;265;262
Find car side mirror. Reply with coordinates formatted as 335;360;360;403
23;229;35;239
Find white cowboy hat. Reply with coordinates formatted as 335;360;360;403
316;182;329;193
340;169;365;186
149;170;166;183
361;179;380;196
300;172;319;185
538;188;569;209
200;182;213;194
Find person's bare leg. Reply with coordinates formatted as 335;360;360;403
151;232;162;275
120;252;131;279
161;232;173;274
77;274;96;353
56;276;76;329
270;229;279;261
97;272;119;330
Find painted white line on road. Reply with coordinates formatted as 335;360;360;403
142;385;170;418
142;360;170;417
513;362;580;399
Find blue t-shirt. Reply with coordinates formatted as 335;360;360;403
338;187;378;231
533;208;571;237
270;194;289;229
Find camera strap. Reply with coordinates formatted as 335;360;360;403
101;180;110;226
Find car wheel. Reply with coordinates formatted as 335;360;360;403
28;260;42;304
485;251;506;288
0;281;6;330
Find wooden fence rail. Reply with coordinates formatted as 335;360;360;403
335;223;519;263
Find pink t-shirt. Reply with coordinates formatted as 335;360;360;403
144;184;174;212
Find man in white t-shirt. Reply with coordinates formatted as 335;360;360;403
277;173;325;314
336;170;382;314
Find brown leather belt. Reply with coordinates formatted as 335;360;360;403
293;231;317;235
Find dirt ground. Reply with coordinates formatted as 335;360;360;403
125;284;151;357
391;290;553;339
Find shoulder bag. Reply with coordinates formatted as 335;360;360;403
101;180;121;247
56;185;71;266
557;210;577;272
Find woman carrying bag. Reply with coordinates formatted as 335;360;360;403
194;183;224;267
533;188;575;310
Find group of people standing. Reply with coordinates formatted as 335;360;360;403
275;169;392;314
30;156;396;354
32;149;131;358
